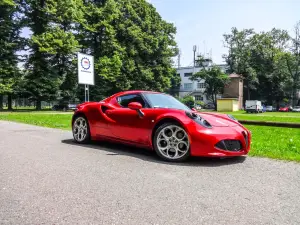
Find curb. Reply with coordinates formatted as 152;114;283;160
239;120;300;128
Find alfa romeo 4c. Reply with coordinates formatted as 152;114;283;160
72;90;251;162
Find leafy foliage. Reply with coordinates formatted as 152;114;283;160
223;28;257;100
2;0;300;110
0;0;23;109
223;26;300;107
78;0;178;100
179;95;194;108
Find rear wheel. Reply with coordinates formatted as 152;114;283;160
153;123;190;162
72;116;90;143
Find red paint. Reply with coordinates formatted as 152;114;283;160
72;90;251;157
279;107;289;112
128;102;142;110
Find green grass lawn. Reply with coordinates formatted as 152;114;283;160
0;112;299;162
246;125;300;161
0;113;72;130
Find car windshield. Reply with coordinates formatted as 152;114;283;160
144;93;190;111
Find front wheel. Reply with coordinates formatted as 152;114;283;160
153;123;190;162
72;116;90;144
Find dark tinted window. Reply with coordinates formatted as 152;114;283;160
184;73;192;77
117;94;146;108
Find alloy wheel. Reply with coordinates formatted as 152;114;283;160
156;125;190;160
73;117;88;142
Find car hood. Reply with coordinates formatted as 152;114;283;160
195;112;240;127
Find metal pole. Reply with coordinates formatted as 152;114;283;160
84;84;87;102
87;85;89;102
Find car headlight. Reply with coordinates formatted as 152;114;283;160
227;114;238;121
185;111;212;128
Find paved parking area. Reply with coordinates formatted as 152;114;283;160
1;121;300;225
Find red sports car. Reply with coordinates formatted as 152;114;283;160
279;106;291;112
72;90;251;162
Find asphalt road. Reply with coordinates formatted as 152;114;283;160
1;121;300;225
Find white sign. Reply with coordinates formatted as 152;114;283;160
77;52;94;85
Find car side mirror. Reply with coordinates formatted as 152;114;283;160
128;102;142;110
192;108;197;112
128;102;144;118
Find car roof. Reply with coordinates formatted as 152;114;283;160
102;90;164;102
116;90;161;95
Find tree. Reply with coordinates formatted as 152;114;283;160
223;27;257;100
286;21;300;106
250;29;290;106
78;0;178;100
19;0;86;109
191;55;230;110
167;72;181;96
19;0;59;110
0;0;22;110
32;0;84;103
179;95;194;108
223;27;292;107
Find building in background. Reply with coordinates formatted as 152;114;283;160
175;63;228;105
222;73;244;109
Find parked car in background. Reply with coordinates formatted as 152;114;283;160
52;103;78;111
279;106;292;112
203;103;215;109
195;105;202;110
292;106;300;112
265;105;274;112
245;100;263;113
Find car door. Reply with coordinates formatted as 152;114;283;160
104;94;154;145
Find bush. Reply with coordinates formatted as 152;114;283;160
179;95;195;108
195;100;204;107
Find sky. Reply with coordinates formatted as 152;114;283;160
148;0;300;66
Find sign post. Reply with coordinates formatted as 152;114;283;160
77;53;94;102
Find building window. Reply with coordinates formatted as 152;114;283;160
184;83;192;90
195;95;203;101
184;73;192;77
197;82;205;89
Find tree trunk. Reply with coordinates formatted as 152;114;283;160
247;84;251;100
0;95;3;110
36;99;42;110
212;93;217;111
7;95;12;110
276;99;280;111
292;83;297;107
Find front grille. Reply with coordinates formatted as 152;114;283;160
215;140;242;152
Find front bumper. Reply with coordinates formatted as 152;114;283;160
189;125;251;157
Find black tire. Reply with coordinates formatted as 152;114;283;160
72;115;91;144
153;122;190;162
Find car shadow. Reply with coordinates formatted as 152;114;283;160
61;139;246;167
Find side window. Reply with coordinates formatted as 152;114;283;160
117;94;146;108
